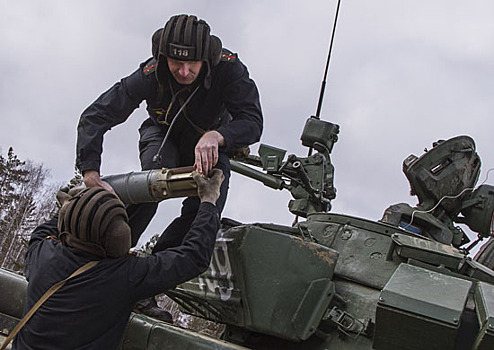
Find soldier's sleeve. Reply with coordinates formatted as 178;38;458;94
215;52;263;154
27;215;59;246
24;214;60;269
127;202;220;299
76;59;158;173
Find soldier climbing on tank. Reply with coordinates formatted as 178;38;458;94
75;14;263;320
12;170;224;350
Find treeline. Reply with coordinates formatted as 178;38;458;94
0;147;61;273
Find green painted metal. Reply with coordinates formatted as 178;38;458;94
121;314;249;350
3;132;494;349
474;282;494;349
462;260;494;285
303;213;401;290
390;232;465;269
169;224;339;342
375;263;472;349
0;269;27;319
0;268;28;336
379;264;471;324
402;136;480;217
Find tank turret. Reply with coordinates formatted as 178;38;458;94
2;128;494;350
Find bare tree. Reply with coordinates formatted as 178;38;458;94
0;148;59;272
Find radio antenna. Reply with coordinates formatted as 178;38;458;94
314;0;342;119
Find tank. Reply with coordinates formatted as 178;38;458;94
2;117;494;350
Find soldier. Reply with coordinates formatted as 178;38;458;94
12;170;224;350
76;14;263;253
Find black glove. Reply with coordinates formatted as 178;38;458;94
192;169;224;204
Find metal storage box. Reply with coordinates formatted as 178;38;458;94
473;282;494;349
374;263;472;350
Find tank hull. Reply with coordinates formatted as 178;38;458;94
2;214;494;349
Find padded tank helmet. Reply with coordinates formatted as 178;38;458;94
152;14;222;88
58;187;131;258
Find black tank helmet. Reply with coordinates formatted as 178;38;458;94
58;187;131;258
152;14;222;89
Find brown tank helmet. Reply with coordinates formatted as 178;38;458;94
58;187;131;258
151;14;222;88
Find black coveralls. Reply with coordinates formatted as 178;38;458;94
76;51;262;250
13;203;220;350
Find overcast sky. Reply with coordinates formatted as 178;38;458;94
1;1;493;250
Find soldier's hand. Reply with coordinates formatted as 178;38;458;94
83;170;115;194
194;131;225;175
192;169;224;204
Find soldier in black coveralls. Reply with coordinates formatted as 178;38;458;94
13;170;224;350
76;14;263;253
